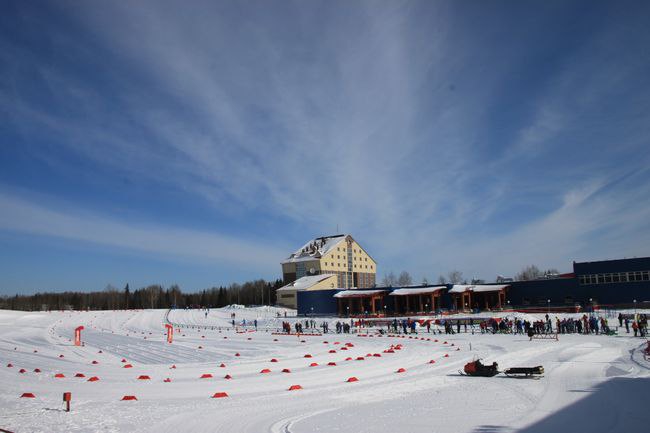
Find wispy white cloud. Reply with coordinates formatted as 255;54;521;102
1;0;649;285
0;190;288;271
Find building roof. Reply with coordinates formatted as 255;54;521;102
448;284;509;294
282;234;347;264
389;286;446;296
281;234;375;264
333;289;387;298
276;274;337;292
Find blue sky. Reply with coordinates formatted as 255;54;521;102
1;0;650;294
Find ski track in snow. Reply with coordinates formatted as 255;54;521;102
0;308;648;433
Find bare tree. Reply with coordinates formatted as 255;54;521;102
397;271;413;286
447;270;464;284
104;285;119;310
516;265;542;281
381;272;397;287
437;275;447;285
421;277;429;285
144;285;162;309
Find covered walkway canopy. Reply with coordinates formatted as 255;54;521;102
334;289;387;316
448;284;509;311
389;286;446;314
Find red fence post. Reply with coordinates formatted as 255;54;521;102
74;326;84;346
165;324;173;343
63;392;71;412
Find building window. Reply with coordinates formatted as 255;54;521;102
296;262;306;279
580;270;650;284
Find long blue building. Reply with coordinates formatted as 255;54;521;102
296;256;650;316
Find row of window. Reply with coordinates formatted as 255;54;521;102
329;271;375;288
323;262;373;270
578;271;650;285
347;246;353;287
333;255;368;261
337;247;363;254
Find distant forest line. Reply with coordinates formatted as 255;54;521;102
0;279;284;311
1;265;560;311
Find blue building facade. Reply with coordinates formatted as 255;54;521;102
571;257;649;305
297;289;340;315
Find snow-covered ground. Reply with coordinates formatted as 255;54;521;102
1;307;648;433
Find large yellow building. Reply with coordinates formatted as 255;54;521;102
281;234;376;289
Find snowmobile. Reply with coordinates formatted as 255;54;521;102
460;359;544;379
461;359;499;377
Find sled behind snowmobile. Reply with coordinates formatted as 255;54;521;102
503;366;544;378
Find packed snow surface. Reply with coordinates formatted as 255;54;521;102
0;307;648;433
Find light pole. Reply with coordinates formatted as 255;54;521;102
310;306;314;317
346;306;350;318
383;305;387;317
425;303;429;314
634;299;637;320
589;298;593;315
547;299;550;315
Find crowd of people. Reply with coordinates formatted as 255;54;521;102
285;313;649;337
281;319;332;334
625;313;648;337
225;308;648;338
471;314;613;336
